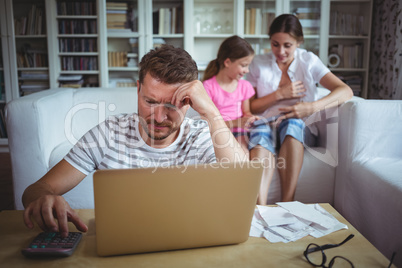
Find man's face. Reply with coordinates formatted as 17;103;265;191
137;73;189;148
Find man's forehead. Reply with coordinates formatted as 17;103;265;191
141;74;183;99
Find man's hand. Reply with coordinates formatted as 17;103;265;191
171;80;220;120
23;194;88;238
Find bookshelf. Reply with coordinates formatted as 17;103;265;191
0;0;373;148
104;0;142;88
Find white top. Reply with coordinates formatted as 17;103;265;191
246;48;330;118
64;113;216;175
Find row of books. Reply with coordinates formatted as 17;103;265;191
293;7;320;35
329;43;364;69
57;1;96;16
16;51;48;68
58;20;97;35
337;74;362;96
108;51;128;67
106;2;128;30
14;5;45;35
19;71;49;95
0;72;4;101
59;38;97;53
244;9;275;35
152;7;183;35
61;56;98;71
106;2;138;32
109;78;136;88
58;74;98;88
0;108;7;138
330;11;365;36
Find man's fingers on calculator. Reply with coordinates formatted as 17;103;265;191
23;207;34;229
68;210;88;233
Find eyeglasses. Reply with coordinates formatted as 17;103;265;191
303;234;355;267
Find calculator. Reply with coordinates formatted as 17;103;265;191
21;232;82;257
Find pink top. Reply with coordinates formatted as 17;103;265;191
203;76;255;121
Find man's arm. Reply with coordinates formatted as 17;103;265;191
172;80;248;162
22;159;88;237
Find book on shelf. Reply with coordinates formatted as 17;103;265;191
0;108;7;138
153;6;183;35
336;74;362;96
14;4;45;35
106;2;138;32
109;78;136;88
58;19;97;34
57;1;96;16
330;11;365;36
20;71;49;80
17;45;48;68
0;72;3;101
245;8;274;35
58;74;98;88
61;56;98;71
293;7;320;35
59;38;97;53
58;74;84;88
329;43;363;69
108;51;128;67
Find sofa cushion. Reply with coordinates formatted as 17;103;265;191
344;157;402;263
49;141;74;169
267;147;335;204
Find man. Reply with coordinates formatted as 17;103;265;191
22;45;247;237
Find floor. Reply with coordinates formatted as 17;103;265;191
0;153;14;210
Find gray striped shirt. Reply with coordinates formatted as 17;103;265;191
64;113;216;174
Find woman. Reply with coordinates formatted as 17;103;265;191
246;14;353;203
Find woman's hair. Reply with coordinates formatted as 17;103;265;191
202;35;254;81
139;44;198;85
269;14;304;43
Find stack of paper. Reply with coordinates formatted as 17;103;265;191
249;201;348;243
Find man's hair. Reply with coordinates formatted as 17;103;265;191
138;44;198;85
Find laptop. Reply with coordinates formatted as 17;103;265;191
93;162;263;257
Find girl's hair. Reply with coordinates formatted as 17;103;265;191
202;35;254;81
269;14;304;43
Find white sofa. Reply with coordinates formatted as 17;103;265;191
6;87;402;266
6;86;339;210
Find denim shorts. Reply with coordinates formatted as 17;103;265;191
247;118;305;154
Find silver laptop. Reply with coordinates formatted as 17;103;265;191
93;162;263;256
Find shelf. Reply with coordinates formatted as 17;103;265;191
107;32;140;38
329;35;370;39
15;35;47;38
153;34;184;38
58;34;98;38
330;68;367;72
59;52;99;56
56;15;97;19
108;67;139;71
194;34;235;38
60;70;99;74
18;67;49;71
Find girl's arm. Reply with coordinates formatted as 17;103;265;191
224;99;258;129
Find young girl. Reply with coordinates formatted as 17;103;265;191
203;35;274;204
247;14;353;203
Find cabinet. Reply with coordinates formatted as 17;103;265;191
0;0;373;147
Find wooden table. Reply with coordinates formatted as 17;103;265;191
0;204;394;267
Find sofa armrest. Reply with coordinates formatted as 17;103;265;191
6;88;74;209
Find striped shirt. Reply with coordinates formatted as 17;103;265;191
64;113;216;175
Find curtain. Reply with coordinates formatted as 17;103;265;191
369;0;402;99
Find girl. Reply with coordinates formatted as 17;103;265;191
247;14;353;202
203;35;274;205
